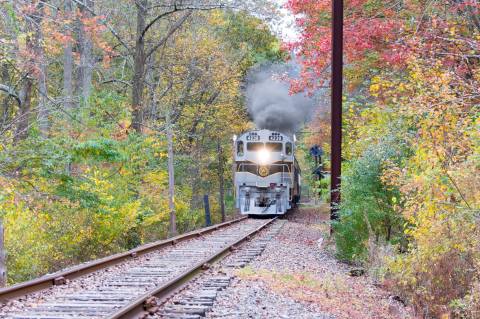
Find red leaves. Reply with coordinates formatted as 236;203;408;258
285;0;480;93
285;0;402;93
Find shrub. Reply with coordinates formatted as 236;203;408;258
388;211;479;317
334;136;406;263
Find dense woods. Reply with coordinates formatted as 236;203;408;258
290;0;480;317
0;0;479;318
0;0;283;284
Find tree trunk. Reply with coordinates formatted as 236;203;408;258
63;0;74;110
37;53;48;135
0;218;6;287
167;110;176;236
131;0;148;133
217;140;226;222
31;2;49;137
76;0;94;107
15;2;43;142
14;78;33;143
1;65;10;128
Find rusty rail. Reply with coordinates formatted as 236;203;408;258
107;217;276;319
0;216;248;302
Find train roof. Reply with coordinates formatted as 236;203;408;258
236;129;296;142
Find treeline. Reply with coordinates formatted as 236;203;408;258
289;0;479;317
0;0;283;284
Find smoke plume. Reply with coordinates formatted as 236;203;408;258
245;63;316;135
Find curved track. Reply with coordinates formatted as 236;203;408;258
1;218;276;319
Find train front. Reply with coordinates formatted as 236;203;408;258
233;130;298;215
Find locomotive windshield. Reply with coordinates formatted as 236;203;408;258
265;142;283;152
247;142;264;151
237;141;244;156
286;142;292;155
246;142;283;152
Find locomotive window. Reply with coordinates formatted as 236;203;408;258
237;141;244;156
265;142;283;152
247;142;264;151
286;142;293;155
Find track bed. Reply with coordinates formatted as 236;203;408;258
0;218;274;319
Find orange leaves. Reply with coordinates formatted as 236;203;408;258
19;4;114;67
80;15;107;35
77;14;113;68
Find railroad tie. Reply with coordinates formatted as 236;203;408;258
6;220;270;319
156;221;286;318
159;277;232;318
224;221;285;268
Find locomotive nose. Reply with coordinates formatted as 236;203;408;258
258;148;270;165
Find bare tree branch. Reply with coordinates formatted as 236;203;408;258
141;3;231;41
146;10;193;58
0;84;21;106
141;8;182;40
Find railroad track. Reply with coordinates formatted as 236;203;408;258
0;217;276;319
156;220;286;318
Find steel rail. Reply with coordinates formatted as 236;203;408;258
0;216;247;302
107;217;276;319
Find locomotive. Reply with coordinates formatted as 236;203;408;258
233;129;301;215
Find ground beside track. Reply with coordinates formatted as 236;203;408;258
205;204;414;319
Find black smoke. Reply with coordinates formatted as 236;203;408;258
245;63;316;135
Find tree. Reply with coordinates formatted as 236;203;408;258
287;0;480;315
0;3;283;285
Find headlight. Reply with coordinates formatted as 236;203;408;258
258;148;270;164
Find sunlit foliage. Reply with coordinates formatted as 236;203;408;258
0;3;282;284
288;0;480;316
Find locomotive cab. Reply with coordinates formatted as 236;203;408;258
233;129;301;215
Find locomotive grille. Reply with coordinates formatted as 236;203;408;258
237;162;291;177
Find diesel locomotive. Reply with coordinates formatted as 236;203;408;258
233;129;301;215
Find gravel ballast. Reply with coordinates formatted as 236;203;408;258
0;219;267;318
204;206;414;319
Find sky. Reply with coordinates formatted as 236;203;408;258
270;0;300;42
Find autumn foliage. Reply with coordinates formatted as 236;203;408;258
0;3;282;284
287;0;480;317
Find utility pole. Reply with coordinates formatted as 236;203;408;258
330;0;343;222
167;110;177;236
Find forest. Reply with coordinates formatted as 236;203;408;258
0;0;284;284
292;0;479;317
0;0;479;318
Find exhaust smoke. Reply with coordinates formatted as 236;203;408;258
245;63;316;135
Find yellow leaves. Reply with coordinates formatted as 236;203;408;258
207;10;226;27
143;170;168;185
16;32;29;52
449;26;457;36
351;51;480;315
369;76;381;96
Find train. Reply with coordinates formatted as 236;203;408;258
233;129;301;215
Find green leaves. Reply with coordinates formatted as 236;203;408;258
73;139;123;163
214;10;286;72
334;135;407;263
